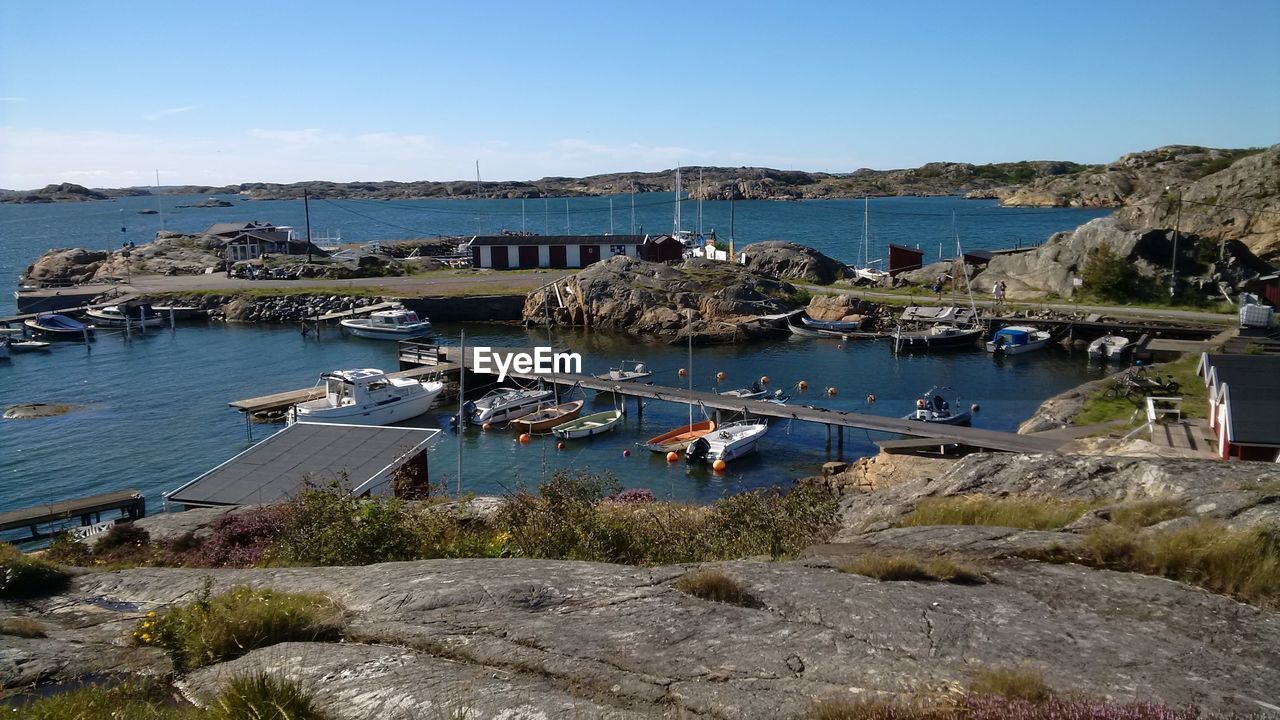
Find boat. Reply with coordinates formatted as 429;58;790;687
595;360;652;382
1088;335;1132;361
23;313;95;341
892;324;982;352
641;419;716;453
720;381;769;400
463;387;555;425
686;420;768;464
85;303;165;328
552;409;624;439
986;325;1052;355
511;400;584;434
903;386;972;426
291;368;443;426
900;305;977;325
0;339;8;361
339;305;433;340
9;340;51;353
853;198;890;283
799;316;864;333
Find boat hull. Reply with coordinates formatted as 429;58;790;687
641;420;716;453
467;390;555;425
23;318;95;341
903;410;972;426
552;410;623;439
84;311;165;328
340;322;434;341
8;341;51;353
295;384;442;426
893;328;981;352
511;401;584;434
688;422;768;463
986;338;1050;354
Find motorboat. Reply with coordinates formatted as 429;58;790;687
23;313;95;341
9;340;51;353
594;360;652;382
686;420;768;464
511;400;584;434
85;303;164;328
1088;335;1132;361
463;387;555;425
986;325;1052;355
641;419;716;453
799;316;864;333
291;368;443;426
892;324;981;352
720;381;769;400
0;339;8;362
340;305;433;340
903;386;972;426
552;409;624;439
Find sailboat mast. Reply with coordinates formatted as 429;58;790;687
303;189;313;263
697;169;703;239
863;196;870;267
630;183;636;235
610;198;614;235
673;166;682;235
457;329;466;498
687;309;693;427
155;169;164;232
474;161;482;236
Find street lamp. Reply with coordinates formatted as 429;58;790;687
1167;185;1182;298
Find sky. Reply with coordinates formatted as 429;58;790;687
0;0;1277;189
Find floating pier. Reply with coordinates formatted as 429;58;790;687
0;489;145;541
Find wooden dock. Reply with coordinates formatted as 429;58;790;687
307;301;403;322
0;489;145;539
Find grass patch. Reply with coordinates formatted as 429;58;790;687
1036;520;1280;608
838;553;988;584
899;495;1097;531
969;667;1051;702
675;569;757;606
0;616;46;638
133;584;344;671
1107;499;1188;529
205;672;326;720
0;542;70;599
1072;354;1209;427
805;695;1230;720
3;674;326;720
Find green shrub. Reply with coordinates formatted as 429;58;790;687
675;569;757;607
273;485;421;566
839;553;987;584
701;483;838;560
0;616;46;638
134;584;344;671
1079;245;1155;303
0;542;70;599
899;496;1096;531
2;675;325;720
205;672;326;720
969;667;1051;702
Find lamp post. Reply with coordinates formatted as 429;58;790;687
1167;185;1182;298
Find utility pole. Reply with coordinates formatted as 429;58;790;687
1168;185;1182;298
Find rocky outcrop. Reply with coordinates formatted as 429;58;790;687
802;293;875;322
0;183;108;204
20;248;110;285
737;241;845;285
2;403;85;420
525;256;801;342
88;235;223;279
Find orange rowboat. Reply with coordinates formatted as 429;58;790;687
511;401;584;434
641;420;716;453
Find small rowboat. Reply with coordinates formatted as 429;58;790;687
9;340;51;353
641;419;716;453
511;400;584;434
552;410;623;440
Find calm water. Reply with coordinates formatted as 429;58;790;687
1;194;1110;522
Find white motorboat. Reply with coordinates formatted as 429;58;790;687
0;339;8;362
551;409;624;439
85;304;165;328
1087;335;1132;361
986;325;1052;355
463;387;556;425
9;340;51;353
903;386;972;426
23;313;95;341
595;360;652;382
291;368;443;426
720;381;769;400
340;305;433;340
686;420;769;464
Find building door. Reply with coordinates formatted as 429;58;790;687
490;246;509;269
549;245;567;268
579;244;601;267
518;246;539;268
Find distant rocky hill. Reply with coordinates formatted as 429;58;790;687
0;182;113;203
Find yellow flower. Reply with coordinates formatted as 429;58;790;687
146;611;157;618
140;633;152;643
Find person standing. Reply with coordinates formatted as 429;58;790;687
993;280;1007;311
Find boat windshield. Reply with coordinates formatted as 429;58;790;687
326;377;353;404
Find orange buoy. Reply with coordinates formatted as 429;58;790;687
622;449;631;457
866;394;876;404
759;376;770;385
666;451;679;463
716;371;726;382
678;368;687;377
557;441;566;450
518;433;531;444
712;459;727;472
798;380;809;391
482;422;492;432
971;404;980;413
827;387;838;397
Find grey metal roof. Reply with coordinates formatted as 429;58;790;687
1221;384;1280;446
1202;354;1280;388
167;424;438;508
469;234;646;247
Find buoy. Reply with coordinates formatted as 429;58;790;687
557;441;566;450
798;380;809;391
759;376;770;385
716;371;726;382
917;398;926;409
678;368;687;377
666;451;679;463
622;449;631;457
518;433;531;444
482;422;492;432
971;403;980;413
712;459;727;472
866;394;876;404
827;387;838;397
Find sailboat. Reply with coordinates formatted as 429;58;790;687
853;196;889;283
672;166;696;248
641;310;716;453
892;215;983;353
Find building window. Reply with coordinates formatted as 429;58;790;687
610;244;627;256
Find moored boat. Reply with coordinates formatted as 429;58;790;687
903;386;972;425
594;360;652;382
552;409;624;439
85;303;165;328
511;400;585;434
1087;334;1132;361
23;313;95;341
686;419;768;463
986;325;1052;355
720;381;769;400
9;340;51;353
291;368;443;426
463;387;556;425
892;324;981;352
641;419;716;453
340;305;433;340
799;316;863;333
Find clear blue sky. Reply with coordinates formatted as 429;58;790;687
1;0;1277;188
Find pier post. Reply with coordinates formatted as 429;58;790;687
825;424;831;448
636;396;643;420
838;426;844;457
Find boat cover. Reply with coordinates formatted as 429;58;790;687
36;314;88;330
993;328;1028;341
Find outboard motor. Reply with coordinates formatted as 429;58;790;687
686;437;710;463
461;400;478;425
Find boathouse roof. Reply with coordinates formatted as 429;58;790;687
1199;353;1280;448
166;424;439;508
469;234;647;246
